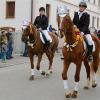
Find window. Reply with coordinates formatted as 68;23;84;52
97;18;99;28
6;1;15;18
46;4;50;22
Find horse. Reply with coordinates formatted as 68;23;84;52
22;23;59;80
57;15;100;98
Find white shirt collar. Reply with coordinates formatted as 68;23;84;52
78;10;86;19
78;10;85;15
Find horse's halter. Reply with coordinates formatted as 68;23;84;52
57;15;65;38
57;15;80;51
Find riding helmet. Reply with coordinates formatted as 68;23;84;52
79;1;87;8
39;7;45;12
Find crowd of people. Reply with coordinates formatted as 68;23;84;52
0;29;14;63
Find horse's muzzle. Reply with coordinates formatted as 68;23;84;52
21;36;28;43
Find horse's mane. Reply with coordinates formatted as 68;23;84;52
63;15;74;34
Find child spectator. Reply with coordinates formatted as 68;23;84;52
1;31;8;63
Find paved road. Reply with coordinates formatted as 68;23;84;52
0;53;100;100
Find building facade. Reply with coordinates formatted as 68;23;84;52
0;0;100;53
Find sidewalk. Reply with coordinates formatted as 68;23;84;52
0;55;30;68
0;51;62;68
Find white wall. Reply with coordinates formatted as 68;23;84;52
0;0;100;53
0;0;31;30
0;0;100;30
0;0;32;54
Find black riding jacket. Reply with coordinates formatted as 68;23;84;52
73;12;90;35
34;15;48;30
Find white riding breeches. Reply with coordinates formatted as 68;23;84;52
85;34;94;46
41;30;52;43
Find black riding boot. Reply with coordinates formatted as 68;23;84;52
87;45;93;61
46;41;51;51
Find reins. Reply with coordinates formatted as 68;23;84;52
27;24;38;48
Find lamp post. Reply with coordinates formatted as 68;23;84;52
31;0;33;22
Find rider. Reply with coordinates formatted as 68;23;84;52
73;1;94;61
34;7;52;48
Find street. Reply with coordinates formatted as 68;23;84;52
0;53;100;100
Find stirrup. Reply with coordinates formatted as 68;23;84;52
87;55;93;62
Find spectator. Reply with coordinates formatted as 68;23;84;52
6;29;14;59
0;31;8;63
97;29;100;39
22;20;29;57
22;42;28;57
0;32;2;59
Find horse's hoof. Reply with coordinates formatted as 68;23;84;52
65;93;71;98
84;86;89;90
71;91;78;98
46;73;50;77
29;75;34;80
41;71;46;76
92;83;97;88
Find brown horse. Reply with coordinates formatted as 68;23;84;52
57;15;100;98
22;23;59;80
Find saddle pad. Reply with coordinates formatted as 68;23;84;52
40;31;52;44
40;32;45;44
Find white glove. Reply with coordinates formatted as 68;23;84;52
74;25;77;28
38;28;42;31
81;32;84;36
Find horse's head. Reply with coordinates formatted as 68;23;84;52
22;23;37;44
57;15;74;38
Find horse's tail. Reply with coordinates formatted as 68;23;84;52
96;51;100;76
96;40;100;76
92;35;100;76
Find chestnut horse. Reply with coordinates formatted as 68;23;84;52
57;15;100;98
22;23;59;80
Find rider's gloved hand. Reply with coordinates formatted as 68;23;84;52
81;32;84;36
38;28;42;31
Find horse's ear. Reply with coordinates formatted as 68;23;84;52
29;22;32;25
33;25;37;29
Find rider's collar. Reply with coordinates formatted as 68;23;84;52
78;10;85;15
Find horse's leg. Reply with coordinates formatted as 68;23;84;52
36;54;45;76
71;61;82;98
91;55;99;88
45;51;54;76
29;54;35;80
83;59;91;89
62;61;71;98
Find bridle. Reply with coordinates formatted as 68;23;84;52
57;15;81;51
26;24;38;48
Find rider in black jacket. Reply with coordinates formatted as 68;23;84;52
34;7;52;47
73;1;94;61
34;7;48;30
